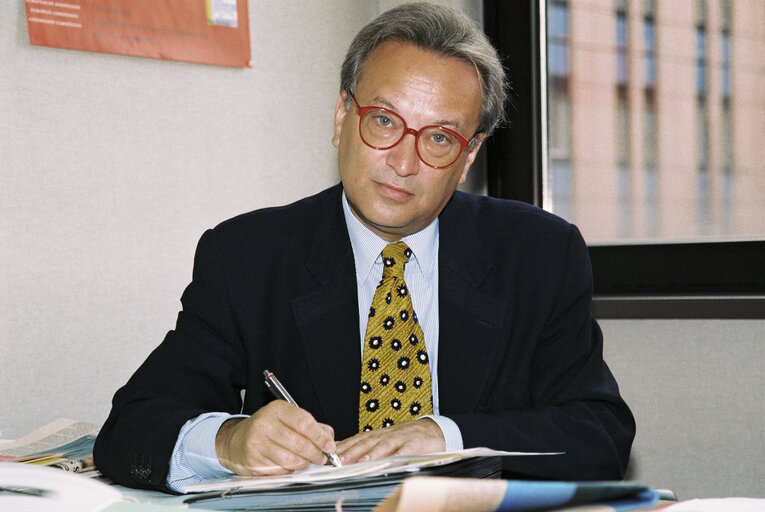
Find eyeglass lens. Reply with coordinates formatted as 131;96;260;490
359;109;464;168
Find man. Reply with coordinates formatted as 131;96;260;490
94;2;634;492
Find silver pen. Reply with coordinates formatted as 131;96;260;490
263;369;342;467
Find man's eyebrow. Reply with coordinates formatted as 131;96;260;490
370;96;398;111
370;96;465;130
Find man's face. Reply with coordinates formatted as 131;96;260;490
333;41;485;242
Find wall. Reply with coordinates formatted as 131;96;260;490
2;0;763;501
0;0;481;437
602;319;765;499
2;0;365;438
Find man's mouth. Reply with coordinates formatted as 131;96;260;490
376;182;413;200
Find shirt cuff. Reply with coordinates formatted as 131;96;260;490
166;412;247;492
421;414;463;451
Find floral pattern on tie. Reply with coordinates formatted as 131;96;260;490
358;242;433;432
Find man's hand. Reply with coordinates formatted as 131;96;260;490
215;400;337;475
335;418;445;464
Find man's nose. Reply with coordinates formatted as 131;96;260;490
385;129;420;176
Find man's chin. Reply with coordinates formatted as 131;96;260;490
361;215;419;241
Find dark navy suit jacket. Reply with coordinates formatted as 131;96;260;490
94;184;635;490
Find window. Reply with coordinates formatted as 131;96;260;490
483;0;765;317
547;0;569;78
546;0;571;220
720;0;733;230
616;1;628;86
643;2;656;88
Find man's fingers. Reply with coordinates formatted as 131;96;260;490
265;421;327;468
216;417;288;475
236;449;291;476
337;432;401;463
275;404;337;454
253;401;332;468
362;436;407;460
259;432;317;471
216;401;339;475
336;419;445;464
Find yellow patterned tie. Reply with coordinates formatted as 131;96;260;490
358;242;433;432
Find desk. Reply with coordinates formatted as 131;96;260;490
3;460;761;511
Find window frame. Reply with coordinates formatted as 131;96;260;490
482;0;765;319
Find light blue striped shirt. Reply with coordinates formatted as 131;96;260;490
166;192;463;491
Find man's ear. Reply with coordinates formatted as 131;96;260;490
332;91;349;148
457;133;486;185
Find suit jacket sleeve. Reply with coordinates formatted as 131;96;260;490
438;194;635;481
93;228;248;490
93;185;360;491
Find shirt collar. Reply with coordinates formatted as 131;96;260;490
342;191;438;285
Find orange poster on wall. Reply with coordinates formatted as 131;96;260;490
25;0;251;68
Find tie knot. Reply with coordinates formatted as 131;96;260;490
381;242;412;278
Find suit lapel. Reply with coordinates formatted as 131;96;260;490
437;194;508;415
290;188;361;440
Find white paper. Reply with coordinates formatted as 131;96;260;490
182;447;561;493
665;498;765;512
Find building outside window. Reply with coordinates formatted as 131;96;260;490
543;0;765;244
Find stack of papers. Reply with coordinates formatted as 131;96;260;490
182;448;515;511
179;448;662;512
0;418;98;474
181;447;538;494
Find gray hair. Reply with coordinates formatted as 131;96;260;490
340;2;508;138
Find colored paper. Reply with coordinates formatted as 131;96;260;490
25;0;251;68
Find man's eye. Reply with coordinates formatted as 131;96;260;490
375;115;392;127
431;132;448;144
